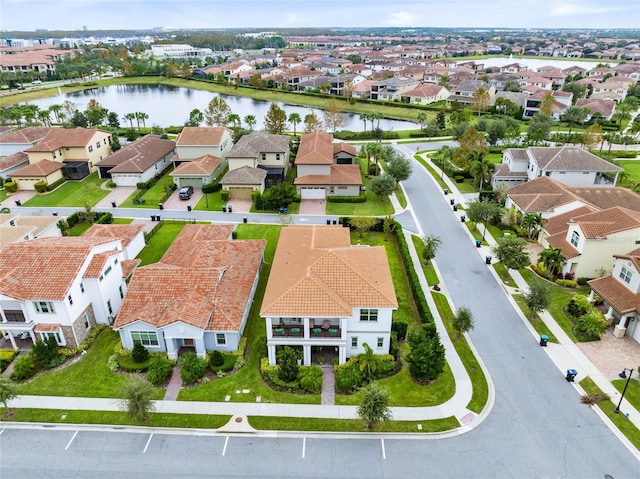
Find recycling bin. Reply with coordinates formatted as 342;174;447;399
222;205;227;213
444;188;449;195
158;203;164;210
539;335;549;347
460;215;466;222
476;239;482;248
111;201;117;208
450;198;455;205
453;204;458;211
566;369;577;382
227;205;232;213
187;204;192;211
243;216;247;224
485;255;492;265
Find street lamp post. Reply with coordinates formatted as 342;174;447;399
614;368;634;413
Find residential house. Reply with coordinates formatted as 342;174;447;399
370;76;419;101
174;126;233;163
492;147;621;189
113;225;265;359
400;84;450;105
500;63;529;74
0;236;135;349
220;166;267;198
588;249;640;342
261;225;398;366
81;223;146;260
0;213;61;247
96;134;175;186
294;131;361;199
591;80;630;102
522;90;572;120
575;98;616;121
0;152;29;178
225;130;290;189
170;154;223;190
447;80;495;105
0;126;49;157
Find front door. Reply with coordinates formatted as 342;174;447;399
184;339;194;347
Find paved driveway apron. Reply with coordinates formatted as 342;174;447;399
395;146;638;478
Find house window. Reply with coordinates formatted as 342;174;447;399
559;171;566;175
131;331;159;347
83;313;90;329
88;145;93;153
360;309;378;322
68;295;73;306
104;265;112;276
216;333;226;345
620;267;633;284
41;331;63;345
114;258;119;265
570;231;580;247
80;282;85;293
96;141;101;149
34;301;55;314
119;285;124;299
377;337;384;349
351;337;358;348
276;154;280;161
99;274;104;282
107;300;112;315
261;153;266;161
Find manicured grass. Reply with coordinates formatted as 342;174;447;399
66;222;92;236
415;155;448;191
493;262;517;288
465;222;489;246
411;234;440;286
194;191;226;212
613;377;640;412
519;268;592;343
112;217;133;224
431;292;489;414
394;185;407;209
0;189;7;203
486;153;503;164
513;295;558;343
135;223;185;266
23;172;110;207
6;408;231;429
615;160;640;184
453;179;478;194
119;172;175;209
248;415;460;433
580;376;640;450
20;329;164;399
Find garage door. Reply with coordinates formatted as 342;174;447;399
301;187;326;199
179;177;203;188
229;187;253;199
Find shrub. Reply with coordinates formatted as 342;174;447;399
132;342;149;363
316;356;325;365
391;321;408;340
234;355;246;370
202;181;221;194
147;356;174;385
297;367;322;394
335;360;364;393
107;180;117;188
11;354;35;381
0;349;19;372
209;350;224;368
576;277;591;286
117;354;152;372
220;189;230;202
4;181;17;193
567;294;592;318
326;194;366;203
277;346;299;382
454;175;464;183
31;337;61;369
178;352;207;384
555;279;578;288
46;177;66;191
574;311;608;341
389;331;399;360
34;181;48;193
107;354;119;372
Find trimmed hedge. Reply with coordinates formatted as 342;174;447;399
46;177;66;191
0;349;19;372
4;181;18;193
260;357;321;394
34;181;48;193
327;193;366;203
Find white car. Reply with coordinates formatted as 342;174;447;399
31;80;42;84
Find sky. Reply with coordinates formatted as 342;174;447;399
2;0;639;31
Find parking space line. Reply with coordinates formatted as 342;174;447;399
222;436;229;456
302;437;306;458
0;429;4;436
65;430;79;450
380;438;386;460
143;433;153;454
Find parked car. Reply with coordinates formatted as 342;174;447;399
179;186;194;200
32;80;42;84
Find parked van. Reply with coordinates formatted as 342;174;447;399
179;186;194;200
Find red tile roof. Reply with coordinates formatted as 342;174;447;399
294;164;362;186
25;127;109;152
83;224;145;248
9;159;63;177
176;127;231;146
295;131;334;165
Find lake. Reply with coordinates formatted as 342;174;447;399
26;84;418;132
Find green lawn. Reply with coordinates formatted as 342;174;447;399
23;172;111;207
135;223;186;266
519;268;592;342
112;217;133;224
20;329;164;399
411;235;440;286
119;172;175;209
613;377;640;412
493;263;517;288
0;189;7;203
580;377;640;450
615;160;640;185
394;185;408;209
194;191;226;212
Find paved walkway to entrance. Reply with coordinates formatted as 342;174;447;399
299;199;326;215
321;364;335;406
577;330;640;380
163;367;182;401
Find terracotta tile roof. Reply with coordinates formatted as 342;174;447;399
34;323;61;332
84;251;118;278
566;186;640;212
402;83;447;98
176;127;232;146
588;276;640;314
261;225;397;317
0;225;35;246
543;206;597;236
121;259;141;279
101;135;175;174
220;166;266;185
0;126;49;145
613;248;640;273
546;232;580;259
295;131;334;165
0;214;59;238
9;159;63;177
504;148;530;160
570;207;640;239
575;98;616;119
526;147;622;172
114;225;265;332
0;237;118;301
493;163;526;178
0;151;29;172
294;164;362;186
83;223;145;248
228;131;289;158
25;127;108;152
171;155;221;176
333;142;357;156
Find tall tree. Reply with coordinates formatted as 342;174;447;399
323;99;346;132
303;111;323;133
350;216;378;239
522;281;551;318
264;103;287;134
370;174;396;201
244;114;256;131
185;108;204;127
538;93;556;117
385;152;413;182
468;150;494;190
492;236;531;271
561;106;589;136
454;127;487;167
420;235;442;265
538;247;566;278
527;113;552;144
466;199;502;241
452;307;474;338
204;96;231;126
520;213;545;240
472;87;491;116
227;113;241;128
288;112;301;136
416;112;428;131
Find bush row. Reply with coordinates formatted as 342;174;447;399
260;358;322;394
46;177;67;191
327;193;366;203
0;349;19;372
59;324;109;358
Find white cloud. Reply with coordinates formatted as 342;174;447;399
550;2;629;16
385;11;419;26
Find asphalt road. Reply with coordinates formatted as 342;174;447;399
1;153;639;478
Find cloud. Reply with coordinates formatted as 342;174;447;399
550;2;630;16
385;11;419;26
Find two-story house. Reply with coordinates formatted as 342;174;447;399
261;225;398;366
293;131;361;199
9;127;112;189
447;79;495;105
588;249;640;342
0;213;61;247
0;236;136;349
113;225;265;359
491;146;622;189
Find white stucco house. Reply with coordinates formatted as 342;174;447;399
174;126;233;162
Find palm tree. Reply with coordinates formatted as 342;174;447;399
417;112;428;131
613;103;633;130
244;115;256;131
370;112;382;131
48;104;62;124
468;149;493;190
561;106;589;136
358;343;381;383
135;112;149;130
538;247;567;278
288;112;301;136
227;113;241;128
437;145;453;179
520;213;545;240
359;113;370;132
37;109;51;127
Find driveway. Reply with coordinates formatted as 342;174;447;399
162;188;203;211
224;199;252;213
95;186;135;209
577;329;640;380
299;199;326;215
0;190;36;209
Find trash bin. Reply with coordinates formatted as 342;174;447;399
151;215;156;222
476;239;482;248
156;215;161;222
453;204;458;211
485;255;492;265
222;205;227;213
333;219;337;225
227;205;232;213
327;219;331;225
450;198;455;205
52;212;58;216
111;201;116;208
444;188;449;195
539;334;549;347
187;204;192;212
158;203;164;210
433;284;441;291
566;369;578;382
460;215;466;222
243;216;247;224
14;199;21;206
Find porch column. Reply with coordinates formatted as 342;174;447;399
2;330;17;350
338;346;347;365
303;345;311;366
166;339;178;360
303;318;310;339
588;290;595;303
605;306;614;320
267;344;276;366
613;315;630;338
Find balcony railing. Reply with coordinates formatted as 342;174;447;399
271;325;341;338
272;326;304;337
